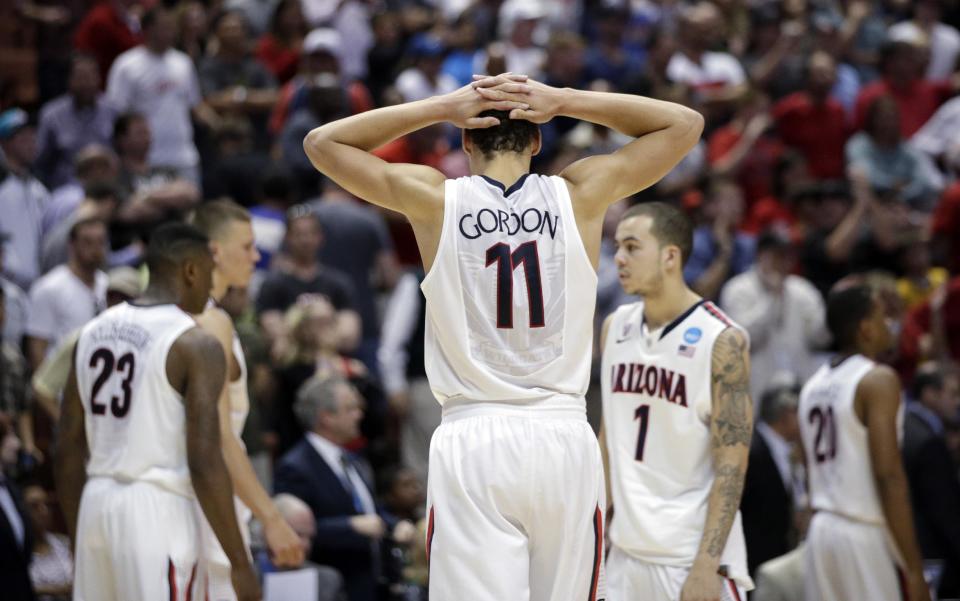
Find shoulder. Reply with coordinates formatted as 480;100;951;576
29;266;67;297
194;306;235;344
856;362;900;396
39;96;69;121
710;325;750;371
171;326;224;365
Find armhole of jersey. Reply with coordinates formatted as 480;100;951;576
551;175;597;281
420;178;455;292
161;322;202;402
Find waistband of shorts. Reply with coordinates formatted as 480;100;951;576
441;396;586;422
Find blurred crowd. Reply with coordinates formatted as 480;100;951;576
1;0;960;599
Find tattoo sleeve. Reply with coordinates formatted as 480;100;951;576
697;327;754;564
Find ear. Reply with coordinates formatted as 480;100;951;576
461;130;473;157
530;128;542;157
662;244;680;272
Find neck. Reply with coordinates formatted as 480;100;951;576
313;430;342;448
641;279;701;330
139;283;180;305
146;42;167;56
122;154;148;172
210;270;229;303
72;95;95;109
4;158;27;177
68;259;97;286
475;154;530;187
291;256;318;272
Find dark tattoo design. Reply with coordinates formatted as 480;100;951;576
704;463;746;557
711;328;753;448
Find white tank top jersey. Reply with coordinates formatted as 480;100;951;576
204;298;250;439
421;174;598;408
75;302;198;498
600;299;750;582
799;354;902;525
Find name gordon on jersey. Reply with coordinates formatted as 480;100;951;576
610;362;688;407
459;208;560;240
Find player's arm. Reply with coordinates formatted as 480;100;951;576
197;308;304;567
302;76;530;221
174;328;260;601
684;327;753;600
857;366;931;601
598;314;614;512
53;347;87;544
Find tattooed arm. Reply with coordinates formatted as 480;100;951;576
681;327;753;601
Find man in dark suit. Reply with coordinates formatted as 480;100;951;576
903;365;960;598
0;418;35;600
741;386;801;579
274;376;414;601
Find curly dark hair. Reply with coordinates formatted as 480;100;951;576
464;110;539;157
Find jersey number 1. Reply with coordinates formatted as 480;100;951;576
635;404;651;461
485;241;545;329
89;348;136;418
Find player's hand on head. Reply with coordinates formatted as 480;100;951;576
440;79;530;130
264;515;305;568
473;75;561;125
679;564;723;601
231;562;262;601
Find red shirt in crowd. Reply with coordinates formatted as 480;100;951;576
73;2;143;79
707;126;784;209
932;182;960;273
854;78;953;137
255;35;301;85
898;276;960;383
772;92;848;180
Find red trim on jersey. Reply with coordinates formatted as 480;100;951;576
588;506;603;601
703;301;734;327
186;562;198;601
726;578;742;601
168;558;178;601
426;506;435;567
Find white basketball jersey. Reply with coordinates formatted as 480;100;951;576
601;299;749;580
75;302;198;498
421;174;597;407
799;354;900;525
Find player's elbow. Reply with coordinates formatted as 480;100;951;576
303;128;333;165
676;107;705;144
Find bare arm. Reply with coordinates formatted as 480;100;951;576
336;309;362;354
682;327;753;600
176;329;261;601
53;350;86;543
857;366;931;601
197;308;303;567
598;314;614;512
25;336;49;373
824;168;870;262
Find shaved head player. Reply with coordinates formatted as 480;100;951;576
303;73;703;600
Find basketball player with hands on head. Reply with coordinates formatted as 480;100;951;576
54;223;260;601
189;201;303;600
600;202;754;601
799;283;931;601
303;73;702;600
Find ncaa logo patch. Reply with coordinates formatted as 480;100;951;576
683;327;702;344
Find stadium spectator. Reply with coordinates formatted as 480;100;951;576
24;218;107;371
667;2;747;104
24;484;72;601
174;0;209;64
896;232;950;310
255;0;307;85
741;386;803;579
274;376;406;601
72;0;143;78
249;166;296;283
0;108;49;290
772;51;849;181
0;417;34;601
0;238;29;348
394;34;459;103
41;145;118;239
899;277;960;380
0;286;34;464
684;177;756;300
721;229;828;402
34;55;115;189
309;182;398;371
40;181;120;273
931;177;960;272
903;364;960;598
256;209;360;353
106;6;218;184
280;73;347;194
888;0;960;81
853;40;953;138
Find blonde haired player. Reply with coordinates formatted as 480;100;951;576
303;73;703;600
799;283;930;601
600;202;754;601
189;200;303;599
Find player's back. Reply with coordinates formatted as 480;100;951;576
799;354;891;525
421;174;597;408
75;302;199;498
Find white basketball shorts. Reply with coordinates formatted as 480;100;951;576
74;477;201;601
805;511;908;601
196;497;252;601
606;545;746;601
426;402;607;601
